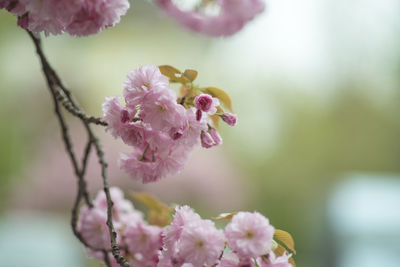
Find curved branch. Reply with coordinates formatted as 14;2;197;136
27;31;130;267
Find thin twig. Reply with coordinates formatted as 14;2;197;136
27;31;130;267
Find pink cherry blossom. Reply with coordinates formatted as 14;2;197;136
225;212;274;258
92;187;137;217
139;89;183;131
177;108;208;147
123;65;171;107
157;0;265;37
17;0;80;35
0;0;8;9
221;113;238;126
124;222;163;264
77;205;111;249
163;206;202;256
257;252;293;267
177;219;225;266
66;0;130;37
78;187;141;249
119;150;159;183
103;66;233;183
102;96;132;139
218;251;256;267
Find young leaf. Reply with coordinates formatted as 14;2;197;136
158;65;190;84
209;114;220;129
212;211;238;220
159;65;181;79
202;87;233;112
130;192;173;226
274;229;296;254
182;69;198;82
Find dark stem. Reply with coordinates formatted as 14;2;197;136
27;31;130;267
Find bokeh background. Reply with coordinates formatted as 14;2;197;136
1;0;400;266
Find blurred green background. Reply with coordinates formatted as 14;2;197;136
1;0;400;266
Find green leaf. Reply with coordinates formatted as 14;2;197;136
202;87;233;112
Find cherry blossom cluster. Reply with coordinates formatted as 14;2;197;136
78;188;293;267
0;0;129;36
102;65;237;183
156;0;265;37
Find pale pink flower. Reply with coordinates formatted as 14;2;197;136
177;219;225;266
66;0;130;37
102;96;131;138
92;187;136;217
176;108;208;147
157;0;265;37
0;0;8;9
257;252;293;267
221;113;237;126
225;212;274;258
163;206;202;256
18;0;83;35
218;251;256;267
3;0;25;15
125;222;163;260
123;65;170;107
139;89;183;131
153;145;190;179
119;150;159;183
77;205;111;249
157;250;174;267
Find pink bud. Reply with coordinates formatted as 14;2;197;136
200;131;215;148
194;94;214;112
120;109;130;123
169;127;184;140
209;128;222;146
196;109;202;121
221;113;237;126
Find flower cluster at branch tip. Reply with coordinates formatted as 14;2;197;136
156;0;265;37
103;65;237;183
78;188;294;267
1;0;129;36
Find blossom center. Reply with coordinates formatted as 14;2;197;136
195;240;204;248
245;230;254;239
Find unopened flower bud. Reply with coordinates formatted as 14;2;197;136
196;109;202;121
200;131;215;148
194;93;219;114
120;109;130;123
169;127;184;140
195;94;213;112
209;128;222;146
221;113;237;126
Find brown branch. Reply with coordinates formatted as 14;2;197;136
27;31;130;267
